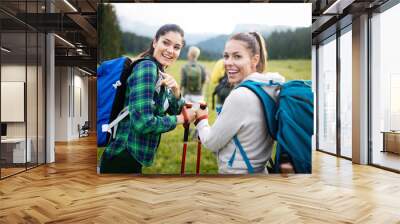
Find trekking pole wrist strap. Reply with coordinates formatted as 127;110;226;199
194;115;208;126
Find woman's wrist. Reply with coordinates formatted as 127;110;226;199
194;114;208;126
176;114;184;124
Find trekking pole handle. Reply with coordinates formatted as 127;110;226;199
195;103;208;126
182;103;192;129
199;102;207;110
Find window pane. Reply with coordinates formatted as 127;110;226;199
371;3;400;171
318;37;337;154
340;29;352;158
1;30;27;177
27;31;38;169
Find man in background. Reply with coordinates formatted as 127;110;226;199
181;46;207;104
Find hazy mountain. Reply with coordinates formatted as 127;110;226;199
185;33;219;45
196;35;229;56
232;24;293;37
119;22;293;47
120;23;310;60
119;21;159;38
119;21;219;45
193;25;295;56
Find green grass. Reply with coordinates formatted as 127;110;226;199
97;59;311;174
144;60;219;174
268;59;311;81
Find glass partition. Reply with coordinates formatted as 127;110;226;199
317;35;337;155
339;28;352;158
371;3;400;171
1;30;27;177
0;1;46;178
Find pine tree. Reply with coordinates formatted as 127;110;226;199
98;4;125;62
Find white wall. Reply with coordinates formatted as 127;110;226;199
1;63;46;164
54;66;89;141
1;65;36;138
55;66;69;141
73;71;89;136
1;65;26;140
1;82;25;122
1;65;26;82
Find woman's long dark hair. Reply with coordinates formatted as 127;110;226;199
138;24;185;59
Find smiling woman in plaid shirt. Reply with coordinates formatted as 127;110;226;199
100;24;194;174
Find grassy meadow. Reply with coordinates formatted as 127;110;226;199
98;59;311;174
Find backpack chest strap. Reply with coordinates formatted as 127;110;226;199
102;106;129;140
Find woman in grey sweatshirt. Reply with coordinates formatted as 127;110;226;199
193;32;285;174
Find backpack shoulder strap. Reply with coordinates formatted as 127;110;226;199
182;63;189;71
237;80;278;139
131;57;157;71
108;57;134;126
183;62;194;71
130;57;161;83
231;135;254;174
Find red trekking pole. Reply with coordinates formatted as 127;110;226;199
180;102;208;175
195;102;207;175
180;103;192;175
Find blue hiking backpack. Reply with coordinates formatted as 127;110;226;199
230;80;313;173
97;57;151;147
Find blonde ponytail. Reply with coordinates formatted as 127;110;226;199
249;32;267;73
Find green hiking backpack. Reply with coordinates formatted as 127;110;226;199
183;62;203;93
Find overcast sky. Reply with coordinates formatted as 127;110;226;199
113;3;311;35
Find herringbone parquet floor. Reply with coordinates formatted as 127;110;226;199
1;135;400;223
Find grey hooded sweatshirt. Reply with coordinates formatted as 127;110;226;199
196;72;285;174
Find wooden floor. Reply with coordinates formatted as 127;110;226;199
1;136;400;223
1;167;26;178
1;163;45;178
372;150;400;171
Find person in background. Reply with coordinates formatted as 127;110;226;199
211;59;233;112
180;46;207;104
180;46;208;139
211;58;225;86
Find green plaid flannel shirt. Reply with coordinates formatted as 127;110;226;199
104;58;185;166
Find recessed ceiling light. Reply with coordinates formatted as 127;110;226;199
63;0;78;12
78;67;93;76
1;47;11;53
54;34;75;48
322;0;354;15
